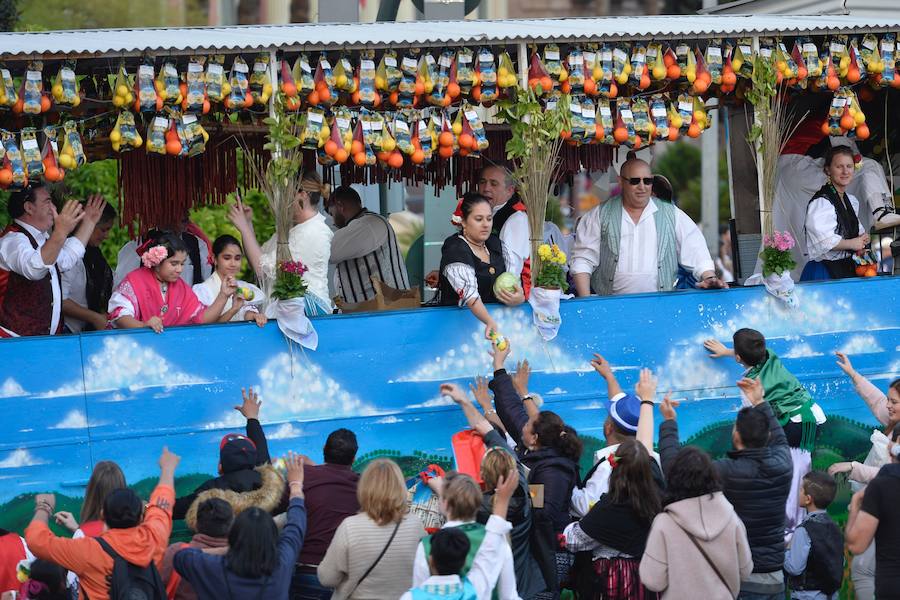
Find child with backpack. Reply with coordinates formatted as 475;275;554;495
400;471;518;600
704;328;825;533
784;471;844;599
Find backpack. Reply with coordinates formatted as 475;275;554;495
96;537;166;600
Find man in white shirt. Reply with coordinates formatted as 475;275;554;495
62;201;117;333
571;158;726;296
0;185;106;337
327;186;410;304
478;166;531;287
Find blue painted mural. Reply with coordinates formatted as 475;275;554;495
0;277;897;530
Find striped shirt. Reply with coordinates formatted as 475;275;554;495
330;210;410;303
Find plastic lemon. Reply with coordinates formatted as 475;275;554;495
109;130;122;143
381;137;396;152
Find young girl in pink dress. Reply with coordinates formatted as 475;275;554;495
109;232;236;333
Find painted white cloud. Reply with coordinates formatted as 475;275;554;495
0;448;48;468
51;410;90;429
267;423;307;440
839;334;883;356
0;377;25;398
783;343;824;359
574;401;604;410
547;387;567;395
376;415;404;424
45;337;209;398
396;309;591;383
702;289;872;341
406;395;456;409
657;345;731;399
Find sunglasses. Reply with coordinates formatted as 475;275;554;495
626;177;654;186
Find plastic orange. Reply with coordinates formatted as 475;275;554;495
847;67;861;84
584;78;597;95
722;70;737;86
866;266;877;277
797;66;808;80
411;149;425;164
307;90;320;106
319;86;332;102
352;152;367;167
439;132;455;147
891;74;900;89
539;76;552;92
560;81;571;94
12;98;23;114
663;53;676;67
840;112;855;131
438;145;454;159
693;78;710;94
350;90;360;105
667;128;679;142
613;127;628;144
667;64;682;79
447;82;461;98
459;147;470;157
528;78;539;90
373;92;382;107
471;86;482;101
855;123;870;140
40;96;51;112
414;80;425;96
285;96;301;111
324;140;338;157
44;166;61;182
440;95;451;107
388;152;404;169
560;130;571;140
376;151;391;163
595;124;604;139
282;82;298;97
351;140;365;155
388;91;399;106
633;135;643;149
608;83;618;98
334;148;349;163
458;133;474;149
133;99;141;112
156;96;164;111
166;140;183;155
821;121;831;136
687;123;701;138
639;75;651;90
827;76;840;91
0;169;12;186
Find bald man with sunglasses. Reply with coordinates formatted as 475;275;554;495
571;158;726;296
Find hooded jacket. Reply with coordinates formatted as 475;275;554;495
160;534;229;600
25;483;174;600
659;401;792;574
639;492;753;599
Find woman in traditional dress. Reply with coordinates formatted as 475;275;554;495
109;232;236;333
193;235;267;327
801;145;870;281
436;192;524;337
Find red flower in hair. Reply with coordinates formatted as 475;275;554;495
450;198;464;226
607;452;619;469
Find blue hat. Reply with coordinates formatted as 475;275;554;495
607;392;640;433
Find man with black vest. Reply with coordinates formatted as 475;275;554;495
658;377;793;600
327;185;410;304
570;157;724;296
0;185;105;337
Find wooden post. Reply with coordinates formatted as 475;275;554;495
517;42;528;89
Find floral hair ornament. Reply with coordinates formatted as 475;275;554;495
450;198;464;226
607;452;619;469
141;245;169;268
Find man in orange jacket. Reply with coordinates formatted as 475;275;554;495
25;447;180;600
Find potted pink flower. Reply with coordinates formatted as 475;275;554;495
265;259;318;350
746;230;799;307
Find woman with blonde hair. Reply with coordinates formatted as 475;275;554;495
228;170;334;316
318;459;426;599
53;461;126;539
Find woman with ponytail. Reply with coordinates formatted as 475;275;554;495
228;171;334;316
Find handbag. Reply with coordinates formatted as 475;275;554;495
345;518;403;597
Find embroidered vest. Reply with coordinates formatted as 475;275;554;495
0;224;62;336
590;197;678;296
411;578;478;600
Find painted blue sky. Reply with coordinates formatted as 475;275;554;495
0;278;896;499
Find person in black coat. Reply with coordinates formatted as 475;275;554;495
489;342;583;597
657;377;792;599
173;387;284;523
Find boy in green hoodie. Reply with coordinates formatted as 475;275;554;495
704;328;825;535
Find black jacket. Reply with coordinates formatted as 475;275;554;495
658;401;792;574
173;418;272;520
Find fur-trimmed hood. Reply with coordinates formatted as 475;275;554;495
185;464;285;531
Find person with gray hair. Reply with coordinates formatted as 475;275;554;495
570;158;725;296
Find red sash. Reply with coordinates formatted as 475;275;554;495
509;202;533;299
0;533;26;593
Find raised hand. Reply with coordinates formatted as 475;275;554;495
284;451;305;487
82;194;107;225
737;377;764;406
440;382;468;404
469;376;491;408
53;510;79;532
35;493;56;512
54;199;85;236
635;368;657;402
703;339;731;359
660;395;680;421
590;353;614;378
159;446;181;473
836;352;856;377
235;386;262;420
512;359;531;396
227;196;254;232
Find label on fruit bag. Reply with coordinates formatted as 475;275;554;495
601;49;612;61
22;138;38;150
479;51;493;63
308;111;323;123
457;53;471;64
208;64;224;77
0;69;10;81
830;42;845;54
651;105;667;117
253;62;267;72
183;114;197;124
582;106;596;119
26;70;41;82
233;61;249;73
676;44;689;56
424;54;436;66
362;120;371;131
679;100;693;112
61;68;76;82
740;44;752;55
439;55;452;68
395;120;409;132
599;105;611;116
546;99;557;110
803;43;817;54
465;110;478;121
882;40;895;52
760;47;772;58
385;56;398;67
336;117;351;129
647;46;658;58
569;54;584;65
863;38;876;50
402;57;418;70
584;51;597;64
50;140;58;154
361;60;376;71
570;103;582;115
164;64;178;78
188;63;203;73
620;108;634;120
613;48;628;62
371;120;382;130
320;60;332;70
153;116;168;129
545;49;560;61
139;65;154;77
707;46;721;58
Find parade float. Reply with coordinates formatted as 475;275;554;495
0;15;899;538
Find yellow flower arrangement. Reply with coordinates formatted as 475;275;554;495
535;243;568;289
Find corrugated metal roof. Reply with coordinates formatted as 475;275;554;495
1;15;899;60
703;0;896;17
